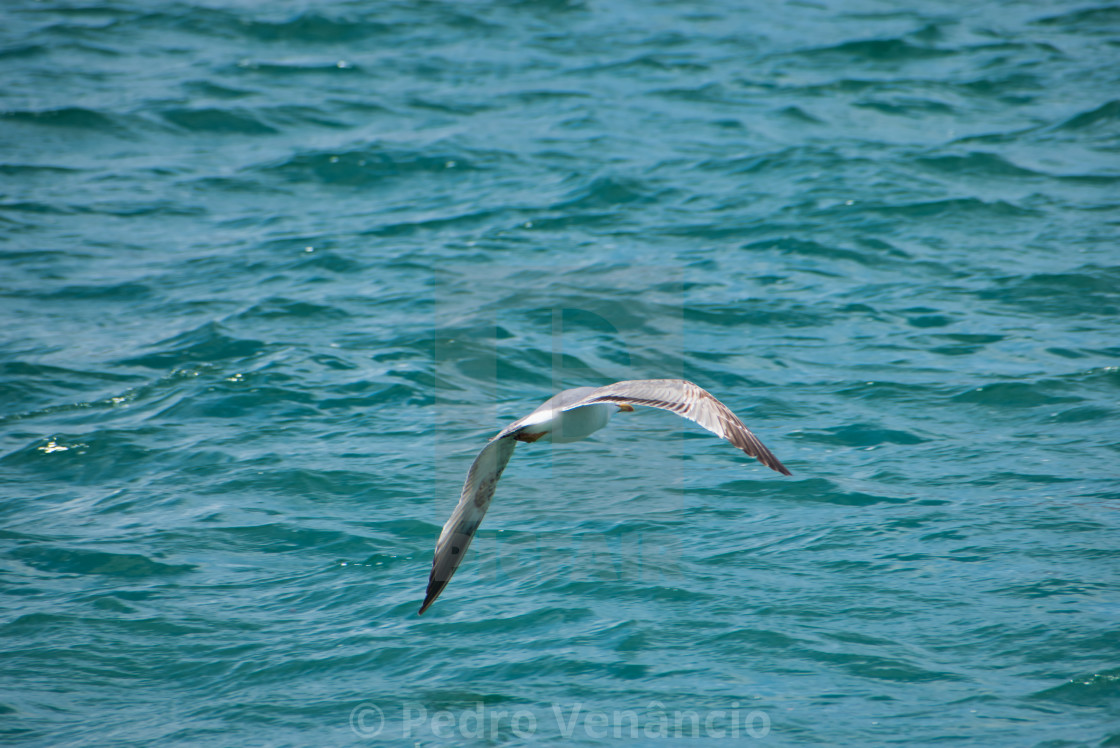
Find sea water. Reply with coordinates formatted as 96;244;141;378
2;1;1118;745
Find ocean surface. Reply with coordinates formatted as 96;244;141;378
2;1;1119;745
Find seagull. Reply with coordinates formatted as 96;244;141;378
418;378;791;615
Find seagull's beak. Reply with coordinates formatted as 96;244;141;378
617;404;635;412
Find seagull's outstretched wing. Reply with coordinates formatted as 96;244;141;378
561;379;792;476
419;435;516;615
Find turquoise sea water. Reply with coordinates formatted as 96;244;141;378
3;1;1119;745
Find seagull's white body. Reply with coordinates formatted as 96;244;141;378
418;379;791;615
515;388;617;443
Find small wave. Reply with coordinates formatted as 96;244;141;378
995;578;1108;599
151;384;317;421
161;107;278;135
9;546;194;577
928;333;1005;356
952;381;1080;408
1;106;121;132
1031;668;1120;707
802;647;963;683
798;423;928;447
36;280;152;302
548;176;660;211
777;105;824;124
0;163;80;177
233;58;364;76
705;627;801;650
683;302;827;329
865;197;1038;219
361;208;500;237
231;297;350;322
853;97;955;116
916;152;1040;179
319;382;422;410
1034;5;1120;29
208;522;374;556
237;13;394;43
0;43;46;60
1049;405;1114;424
1055;99;1120;131
977;266;1120;318
729;477;910;506
181;79;254;100
743;236;907;267
800;37;953;63
117;322;269;370
261;145;480;187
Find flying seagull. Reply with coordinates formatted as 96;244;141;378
419;378;791;615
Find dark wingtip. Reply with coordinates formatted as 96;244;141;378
421;591;436;618
766;453;792;476
418;578;446;615
751;444;791;477
418;593;436;615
